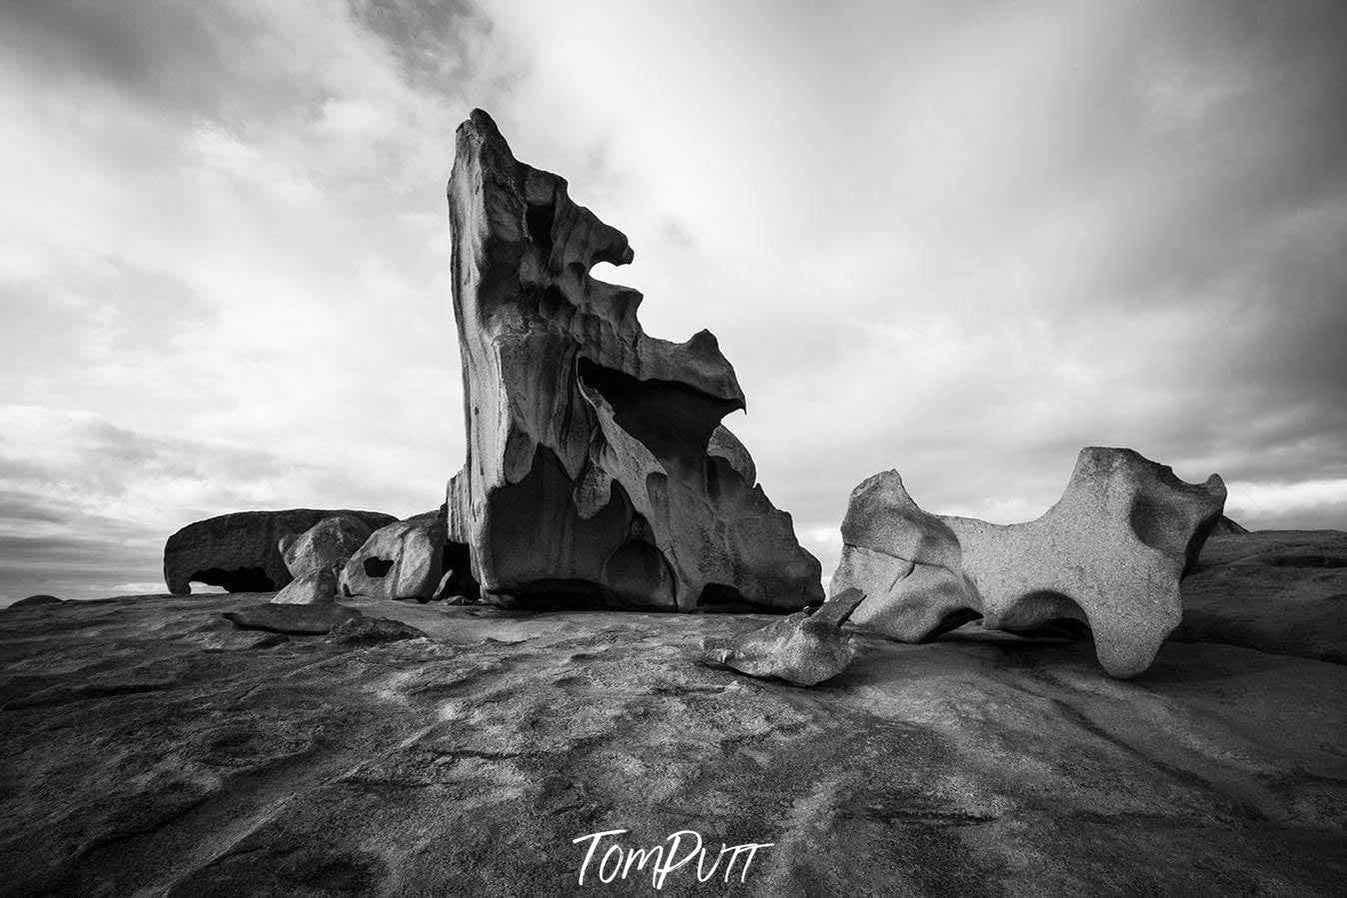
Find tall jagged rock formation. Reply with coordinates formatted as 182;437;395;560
445;110;822;611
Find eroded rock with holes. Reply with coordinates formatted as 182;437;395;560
704;588;867;686
339;511;447;601
165;510;397;595
831;448;1227;678
444;109;822;611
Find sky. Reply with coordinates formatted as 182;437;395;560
1;0;1344;604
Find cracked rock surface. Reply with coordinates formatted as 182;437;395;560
1;530;1342;895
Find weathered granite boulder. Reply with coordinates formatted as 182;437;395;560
444;109;822;611
704;588;867;686
339;511;447;601
831;448;1226;678
270;568;338;605
165;509;396;595
279;515;377;579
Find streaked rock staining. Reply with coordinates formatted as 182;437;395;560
704;588;867;686
444;109;822;611
164;509;396;595
831;448;1226;678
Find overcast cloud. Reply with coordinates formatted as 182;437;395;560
1;0;1344;603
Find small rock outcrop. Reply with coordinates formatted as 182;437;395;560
1179;529;1346;664
1211;515;1250;536
339;511;448;601
271;568;338;605
325;616;428;645
280;515;379;579
704;588;867;686
10;594;63;608
444;109;822;611
165;510;396;595
222;602;363;635
831;448;1226;678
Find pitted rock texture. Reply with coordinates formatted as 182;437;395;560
444;109;822;611
831;448;1226;678
705;588;867;686
339;511;447;601
279;515;378;580
164;510;396;595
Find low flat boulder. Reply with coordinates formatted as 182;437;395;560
704;588;866;686
9;594;63;608
270;568;338;605
325;616;428;645
165;509;396;595
1211;515;1250;536
223;602;363;635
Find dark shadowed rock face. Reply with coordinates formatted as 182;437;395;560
0;532;1342;895
832;448;1226;678
164;510;396;595
444;109;822;612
